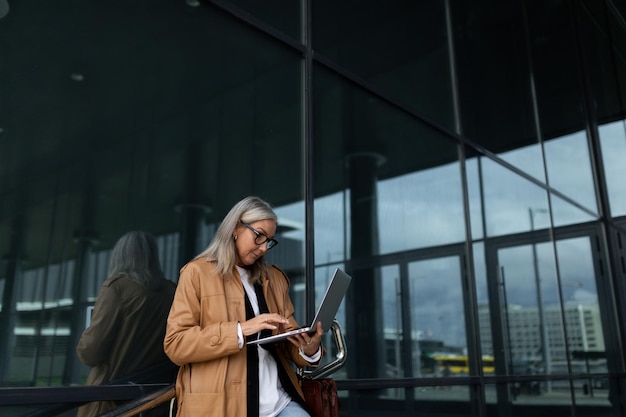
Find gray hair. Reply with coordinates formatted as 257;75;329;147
196;196;277;282
108;231;166;290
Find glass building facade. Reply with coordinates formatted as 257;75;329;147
1;0;626;416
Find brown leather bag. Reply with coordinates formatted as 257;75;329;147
298;320;346;417
300;378;340;417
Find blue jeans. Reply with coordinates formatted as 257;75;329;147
276;401;311;417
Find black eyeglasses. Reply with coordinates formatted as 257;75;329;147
240;221;279;250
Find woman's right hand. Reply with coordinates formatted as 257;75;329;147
240;313;289;337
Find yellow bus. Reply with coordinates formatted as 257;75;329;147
424;354;495;375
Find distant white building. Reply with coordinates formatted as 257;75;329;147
478;303;604;364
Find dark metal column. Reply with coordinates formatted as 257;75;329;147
346;151;385;381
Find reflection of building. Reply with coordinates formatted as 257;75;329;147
4;235;306;385
479;304;604;363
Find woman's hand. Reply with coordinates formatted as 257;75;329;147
288;321;323;357
240;313;289;337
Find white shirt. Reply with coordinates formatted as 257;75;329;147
236;267;320;417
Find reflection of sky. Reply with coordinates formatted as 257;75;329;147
379;259;467;347
280;122;625;284
272;123;625;350
599;120;626;216
277;125;625;266
409;258;467;347
497;131;598;213
377;166;465;252
499;238;597;307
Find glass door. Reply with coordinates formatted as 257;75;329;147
486;226;612;412
407;255;475;411
348;243;474;413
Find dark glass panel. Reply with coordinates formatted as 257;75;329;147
0;0;304;389
219;0;301;41
453;2;536;153
313;0;454;128
313;64;462;262
525;1;586;139
579;0;626;126
312;63;465;413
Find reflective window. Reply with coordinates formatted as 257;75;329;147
454;2;537;155
599;120;626;217
314;192;349;265
313;0;454;128
493;132;598;217
470;157;550;237
490;234;608;396
223;0;302;40
467;155;599;239
408;257;467;374
313;65;462;257
0;0;304;392
544;132;598;215
380;264;402;381
525;1;587;147
378;166;465;252
473;242;493;361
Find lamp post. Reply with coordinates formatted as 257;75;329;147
529;207;551;392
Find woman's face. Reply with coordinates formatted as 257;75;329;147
234;219;277;266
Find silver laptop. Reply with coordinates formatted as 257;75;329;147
247;268;352;345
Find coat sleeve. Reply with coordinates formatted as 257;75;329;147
76;278;123;367
163;263;240;366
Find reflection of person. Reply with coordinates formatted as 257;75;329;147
76;231;177;417
164;196;324;417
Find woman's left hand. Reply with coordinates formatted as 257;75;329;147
288;321;323;356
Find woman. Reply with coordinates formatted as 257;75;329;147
164;196;324;417
76;231;177;417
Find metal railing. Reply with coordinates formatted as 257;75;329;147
300;320;347;380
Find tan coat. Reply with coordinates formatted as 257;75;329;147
164;259;319;417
